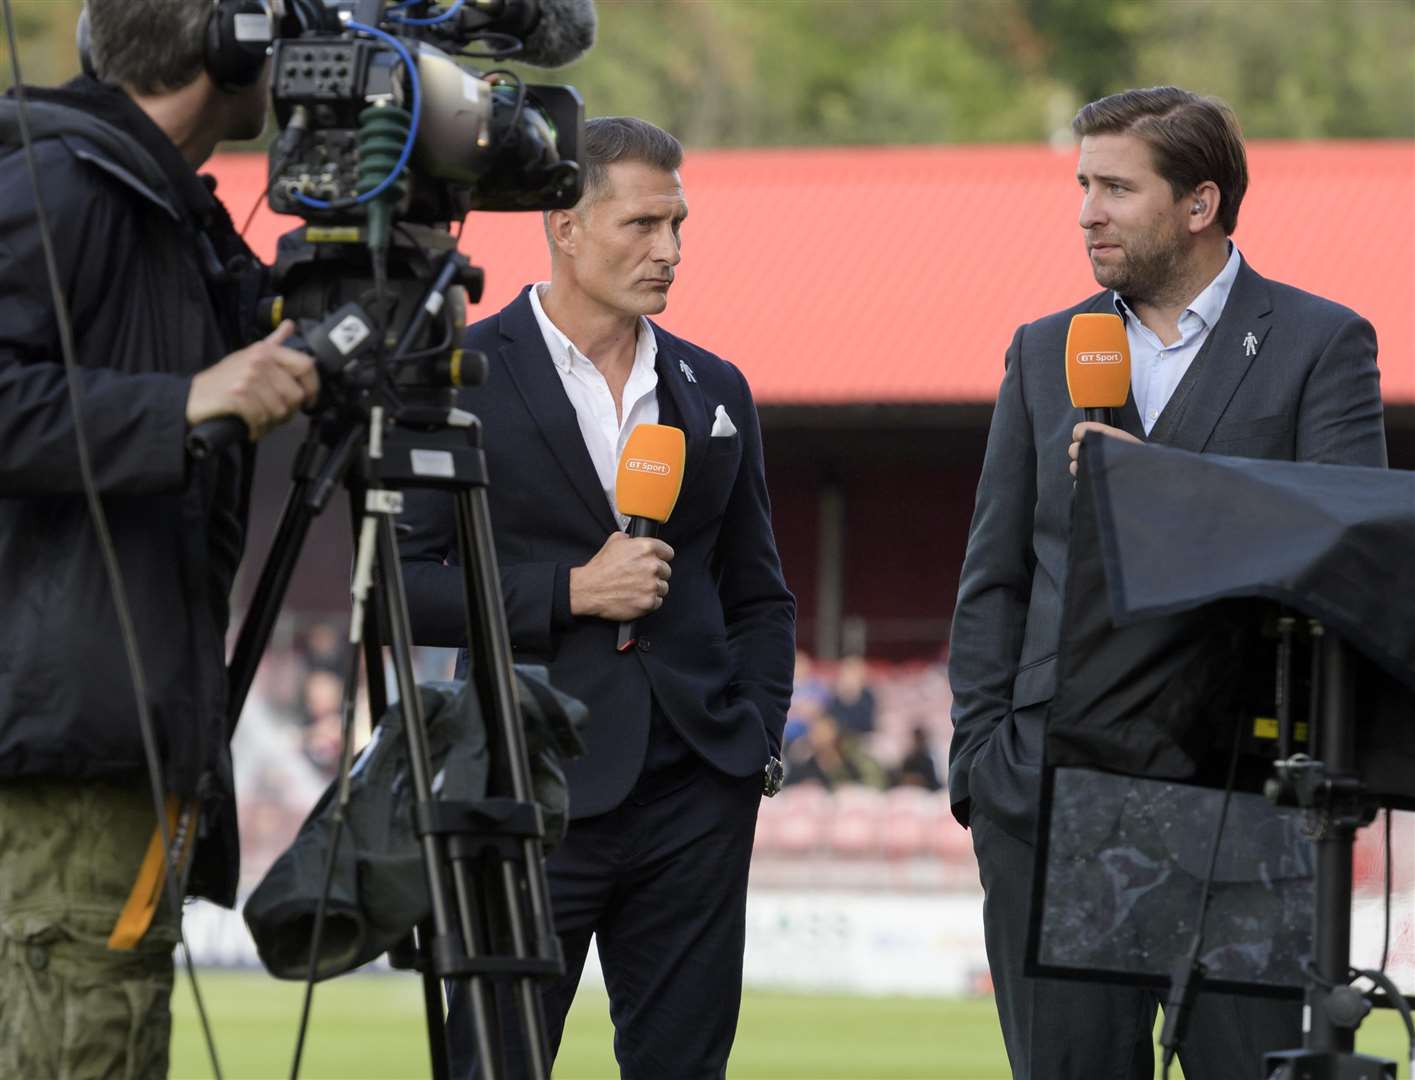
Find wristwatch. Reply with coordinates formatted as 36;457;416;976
763;756;786;797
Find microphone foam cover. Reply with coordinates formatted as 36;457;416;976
521;0;597;67
1065;313;1132;410
616;424;686;523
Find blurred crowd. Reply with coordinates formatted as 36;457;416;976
229;623;957;890
783;651;949;794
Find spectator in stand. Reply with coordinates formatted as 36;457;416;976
299;667;345;778
296;619;345;677
826;654;877;737
893;726;944;791
786;709;886;790
784;648;831;745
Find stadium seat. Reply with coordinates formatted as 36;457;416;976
826;784;886;857
879;786;937;859
767;783;830;856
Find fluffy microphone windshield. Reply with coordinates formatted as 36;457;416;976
521;0;597;68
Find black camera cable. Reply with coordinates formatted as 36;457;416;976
1351;963;1415;1077
1378;807;1393;976
456;32;524;62
482;68;529;148
240;107;311;239
289;632;366;1080
0;4;224;1077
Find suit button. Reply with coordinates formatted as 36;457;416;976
637;638;652;652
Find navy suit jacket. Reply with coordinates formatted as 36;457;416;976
947;257;1388;838
399;288;796;818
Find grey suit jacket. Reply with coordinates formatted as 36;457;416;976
947;256;1387;839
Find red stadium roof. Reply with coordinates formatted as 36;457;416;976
211;141;1415;405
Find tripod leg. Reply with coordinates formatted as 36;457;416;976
228;421;367;736
1308;633;1357;1055
226;476;317;737
417;922;452;1080
371;507;505;1080
453;488;555;1079
347;482;389;724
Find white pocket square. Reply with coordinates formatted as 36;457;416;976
711;404;738;438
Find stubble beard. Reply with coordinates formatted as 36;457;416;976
1092;219;1188;308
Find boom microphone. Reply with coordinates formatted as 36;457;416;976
1065;312;1131;426
461;0;597;68
521;0;597;67
614;423;686;653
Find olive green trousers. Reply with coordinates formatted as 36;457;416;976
0;779;179;1080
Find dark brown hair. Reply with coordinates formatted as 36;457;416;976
1073;87;1248;235
579;116;683;206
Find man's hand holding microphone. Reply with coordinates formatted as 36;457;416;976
1065;312;1141;477
568;424;687;651
570;531;674;622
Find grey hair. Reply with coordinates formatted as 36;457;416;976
542;115;683;251
578;116;683;207
87;0;213;95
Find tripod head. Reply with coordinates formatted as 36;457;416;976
189;222;490;462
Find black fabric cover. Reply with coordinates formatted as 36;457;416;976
243;668;585;981
1047;437;1415;805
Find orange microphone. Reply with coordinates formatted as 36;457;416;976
614;424;687;653
1065;313;1132;426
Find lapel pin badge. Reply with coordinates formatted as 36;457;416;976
679;359;696;384
1243;331;1258;357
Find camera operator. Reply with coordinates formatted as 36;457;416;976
0;2;317;1075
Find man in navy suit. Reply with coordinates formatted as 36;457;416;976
400;116;795;1078
948;87;1386;1078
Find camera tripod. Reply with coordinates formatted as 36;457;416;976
211;256;563;1079
1262;627;1412;1079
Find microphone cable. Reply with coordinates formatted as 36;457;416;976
240;107;310;240
1158;714;1244;1079
1378;807;1392;976
1;5;224;1076
289;634;365;1080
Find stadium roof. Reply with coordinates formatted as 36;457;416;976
212;140;1415;406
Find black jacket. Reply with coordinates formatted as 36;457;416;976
399;289;796;817
0;79;263;904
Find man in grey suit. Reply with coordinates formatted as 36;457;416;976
948;86;1387;1079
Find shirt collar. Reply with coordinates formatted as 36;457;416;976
1113;241;1242;331
529;282;658;375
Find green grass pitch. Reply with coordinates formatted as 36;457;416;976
171;970;1411;1079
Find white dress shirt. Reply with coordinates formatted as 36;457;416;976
529;283;660;529
1114;243;1242;434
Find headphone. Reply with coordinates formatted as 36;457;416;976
77;0;272;91
1191;200;1206;215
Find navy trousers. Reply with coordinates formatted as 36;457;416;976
448;751;761;1079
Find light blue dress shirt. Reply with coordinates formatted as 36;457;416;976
1113;243;1242;434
